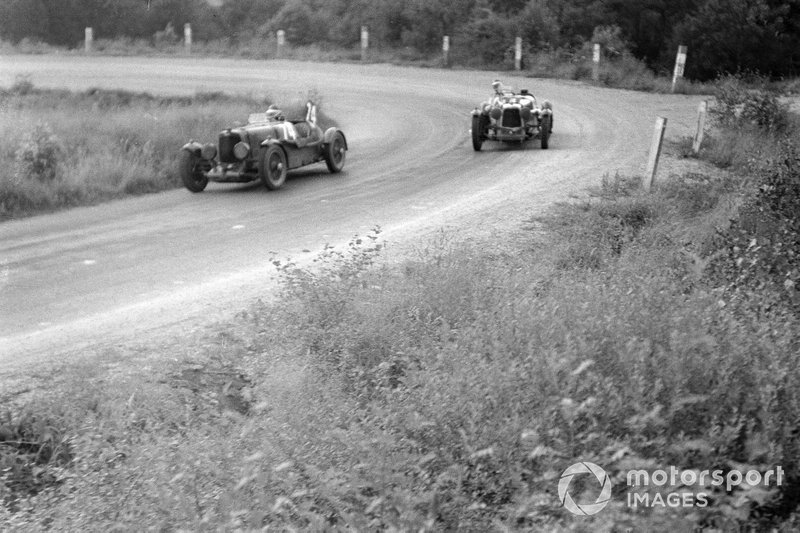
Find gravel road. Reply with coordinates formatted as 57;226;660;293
0;55;707;378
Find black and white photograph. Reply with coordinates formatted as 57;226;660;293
1;0;799;530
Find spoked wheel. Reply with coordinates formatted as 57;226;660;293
540;115;551;149
179;149;208;192
259;145;288;190
471;114;486;151
324;131;346;173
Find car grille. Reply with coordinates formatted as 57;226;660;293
219;132;242;163
501;108;522;128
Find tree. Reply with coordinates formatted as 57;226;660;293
0;0;49;43
671;0;800;79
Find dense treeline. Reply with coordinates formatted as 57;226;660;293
2;0;799;80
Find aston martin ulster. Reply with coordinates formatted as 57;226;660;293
178;103;347;192
471;82;553;151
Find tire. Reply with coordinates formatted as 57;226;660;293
550;114;554;133
540;115;551;150
259;145;288;190
471;114;485;151
179;149;208;193
323;131;346;173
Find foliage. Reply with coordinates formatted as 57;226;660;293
13;122;64;182
710;74;790;132
0;410;72;510
2;0;800;78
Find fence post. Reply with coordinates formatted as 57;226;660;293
592;43;601;81
514;36;522;71
361;26;369;61
84;27;93;53
443;35;450;67
672;45;688;93
692;100;708;154
184;23;192;54
276;29;285;57
643;116;667;192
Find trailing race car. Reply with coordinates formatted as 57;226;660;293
178;102;347;192
471;85;553;151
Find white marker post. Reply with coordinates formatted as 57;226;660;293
443;35;450;67
592;43;601;81
514;36;522;71
276;29;285;57
84;27;93;53
672;45;688;93
643;116;667;192
184;23;192;54
361;26;369;62
693;100;708;154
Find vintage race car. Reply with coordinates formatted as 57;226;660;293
471;88;553;151
179;103;347;192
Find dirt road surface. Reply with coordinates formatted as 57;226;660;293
0;55;706;383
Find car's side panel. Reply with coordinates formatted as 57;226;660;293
285;144;323;169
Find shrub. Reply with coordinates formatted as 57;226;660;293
14;122;63;182
711;74;789;132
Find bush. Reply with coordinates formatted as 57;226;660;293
14;122;63;182
711;74;789;132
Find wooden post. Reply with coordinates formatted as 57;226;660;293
276;29;285;57
672;45;687;93
692;100;708;154
84;27;93;53
514;36;522;71
442;35;450;68
643;116;667;192
183;23;192;54
592;43;601;81
360;26;368;61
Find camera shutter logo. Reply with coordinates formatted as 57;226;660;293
558;462;613;515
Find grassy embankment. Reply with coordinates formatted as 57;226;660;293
0;78;330;220
2;77;799;530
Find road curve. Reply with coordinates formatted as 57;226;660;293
0;56;706;370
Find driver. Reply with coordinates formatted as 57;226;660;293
265;104;284;121
490;79;505;105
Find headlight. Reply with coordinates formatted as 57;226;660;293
233;141;250;160
201;143;217;160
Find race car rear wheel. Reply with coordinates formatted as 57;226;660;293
540;115;551;150
259;145;288;190
324;131;346;173
471;115;486;151
179;149;208;193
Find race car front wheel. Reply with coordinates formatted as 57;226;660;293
259;145;288;190
324;131;346;173
471;115;486;151
540;115;551;150
179;149;208;193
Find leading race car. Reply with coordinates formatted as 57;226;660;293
471;85;553;151
179;102;347;192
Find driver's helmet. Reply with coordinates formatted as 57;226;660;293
491;79;502;93
265;104;284;121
